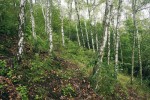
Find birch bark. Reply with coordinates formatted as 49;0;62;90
131;0;136;84
67;0;73;39
107;4;113;65
58;0;65;46
46;0;53;53
87;0;95;52
115;0;122;79
28;0;36;39
137;30;142;85
94;16;99;51
75;0;85;47
93;0;113;76
84;21;90;49
17;0;26;60
40;0;47;33
76;23;81;46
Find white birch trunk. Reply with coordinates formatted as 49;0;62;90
107;3;113;65
58;0;65;46
107;29;110;65
120;41;124;64
81;24;85;47
99;0;112;63
115;0;122;79
75;0;85;47
96;33;99;51
91;29;95;52
87;0;95;52
93;0;113;76
131;0;136;84
67;0;73;39
49;0;53;52
94;0;113;89
17;0;26;60
76;23;81;46
112;15;116;53
84;21;90;49
61;16;65;46
137;30;142;85
93;1;98;52
95;26;108;89
99;26;108;63
28;0;36;39
47;0;53;52
94;16;99;51
40;0;47;33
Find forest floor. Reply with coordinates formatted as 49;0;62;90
1;55;150;100
43;57;150;100
0;35;150;100
118;74;150;100
38;57;150;100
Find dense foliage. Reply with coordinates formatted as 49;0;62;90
0;0;150;99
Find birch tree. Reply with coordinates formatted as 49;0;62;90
137;29;142;85
67;0;73;39
28;0;36;39
94;18;99;51
120;41;124;65
111;10;116;55
84;21;90;49
93;0;113;75
17;0;26;60
115;0;122;79
58;0;65;46
107;27;111;65
98;0;113;64
131;0;136;85
74;0;85;47
46;0;53;53
74;0;81;46
86;0;95;52
130;0;149;85
76;23;81;46
40;0;47;33
93;0;114;90
107;3;113;65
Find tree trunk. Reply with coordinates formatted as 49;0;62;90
47;0;53;53
40;0;47;33
93;16;99;51
93;0;113;76
87;0;95;52
120;41;124;64
29;0;36;39
107;28;110;65
74;0;81;46
107;3;113;65
115;0;122;79
137;30;142;85
17;0;26;60
58;0;65;46
91;28;95;52
74;0;85;47
76;23;81;46
96;33;99;51
131;0;136;84
111;15;116;54
61;16;65;46
84;21;90;49
67;0;73;39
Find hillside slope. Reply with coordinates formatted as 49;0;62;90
0;34;150;100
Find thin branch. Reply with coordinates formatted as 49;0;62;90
137;6;150;11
